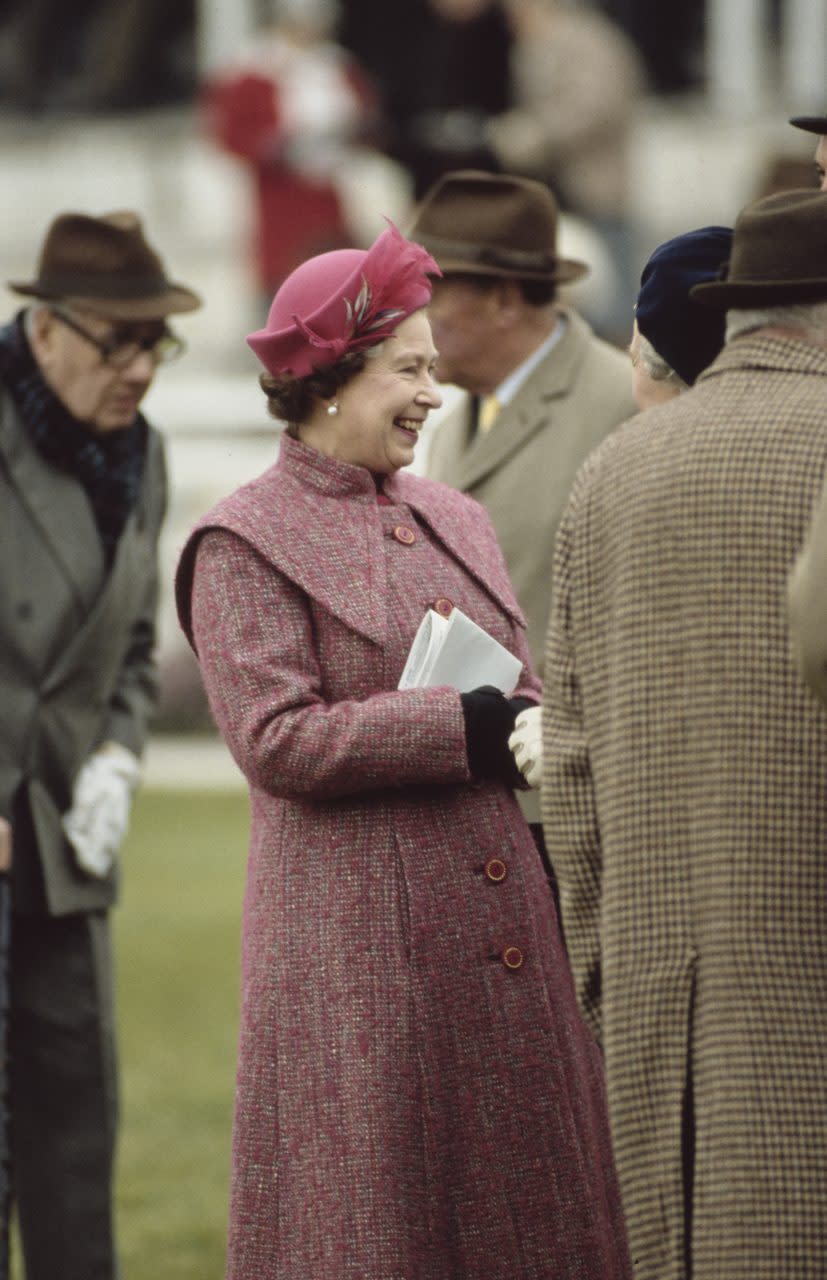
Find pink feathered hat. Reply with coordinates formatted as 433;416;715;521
247;222;441;378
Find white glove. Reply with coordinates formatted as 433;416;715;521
62;743;141;878
508;705;543;789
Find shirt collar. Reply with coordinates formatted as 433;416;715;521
491;313;568;407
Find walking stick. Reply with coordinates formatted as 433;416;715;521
0;818;11;1280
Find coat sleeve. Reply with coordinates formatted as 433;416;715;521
541;485;603;1042
189;529;473;799
788;465;827;707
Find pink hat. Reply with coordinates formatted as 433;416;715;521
247;222;441;377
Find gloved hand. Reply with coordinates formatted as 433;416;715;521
62;743;141;878
508;704;543;789
460;686;535;788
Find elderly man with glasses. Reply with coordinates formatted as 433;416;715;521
0;210;200;1280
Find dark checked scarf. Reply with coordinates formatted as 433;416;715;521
0;312;147;568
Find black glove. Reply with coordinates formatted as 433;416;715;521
460;686;534;787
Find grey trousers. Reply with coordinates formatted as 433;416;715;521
10;910;119;1280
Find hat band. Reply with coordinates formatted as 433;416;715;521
33;272;173;299
419;234;559;275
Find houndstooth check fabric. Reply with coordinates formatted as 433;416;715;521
542;334;827;1280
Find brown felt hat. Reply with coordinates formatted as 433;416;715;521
407;170;589;285
691;188;827;310
9;210;202;320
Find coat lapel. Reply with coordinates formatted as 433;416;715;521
40;499;147;695
0;392;104;613
446;309;590;492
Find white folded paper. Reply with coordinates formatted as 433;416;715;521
398;607;522;695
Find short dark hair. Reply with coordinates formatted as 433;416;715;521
440;272;556;307
259;349;370;429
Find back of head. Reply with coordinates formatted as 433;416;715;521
635;226;732;386
407;169;588;288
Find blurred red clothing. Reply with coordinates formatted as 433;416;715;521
203;34;377;296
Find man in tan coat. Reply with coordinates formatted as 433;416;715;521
541;188;827;1279
408;170;635;841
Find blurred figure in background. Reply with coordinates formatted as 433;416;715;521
597;0;704;96
485;0;645;340
0;210;200;1280
202;0;377;307
0;0;196;112
340;0;512;198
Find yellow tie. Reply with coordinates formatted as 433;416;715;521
477;394;501;435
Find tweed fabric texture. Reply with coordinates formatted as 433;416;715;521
541;334;827;1280
177;434;632;1279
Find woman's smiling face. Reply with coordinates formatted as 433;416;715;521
302;309;443;474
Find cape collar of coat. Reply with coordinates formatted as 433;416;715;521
177;432;525;649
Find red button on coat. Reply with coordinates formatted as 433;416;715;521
433;597;453;618
393;525;416;545
501;946;524;970
484;858;508;883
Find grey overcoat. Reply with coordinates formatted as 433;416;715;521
542;335;827;1279
0;387;165;913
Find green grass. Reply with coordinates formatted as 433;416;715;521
114;787;249;1279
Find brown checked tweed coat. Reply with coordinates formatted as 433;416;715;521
541;334;827;1280
176;434;632;1280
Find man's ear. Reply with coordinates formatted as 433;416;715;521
492;279;523;326
28;307;55;369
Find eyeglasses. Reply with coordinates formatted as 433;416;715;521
51;307;186;369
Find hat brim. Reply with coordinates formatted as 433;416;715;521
690;276;827;309
428;251;589;286
8;281;202;319
789;114;827;136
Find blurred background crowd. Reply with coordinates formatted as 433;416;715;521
1;0;824;746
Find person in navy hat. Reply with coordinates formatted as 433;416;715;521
629;225;733;410
789;110;827;189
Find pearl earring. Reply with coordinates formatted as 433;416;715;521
327;402;339;416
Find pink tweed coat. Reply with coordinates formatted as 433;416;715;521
176;433;631;1280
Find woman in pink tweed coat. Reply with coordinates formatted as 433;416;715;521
175;225;631;1279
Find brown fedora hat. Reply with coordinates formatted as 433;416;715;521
9;210;201;320
407;169;589;285
691;188;827;310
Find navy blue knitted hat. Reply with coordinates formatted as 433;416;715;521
635;226;733;386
